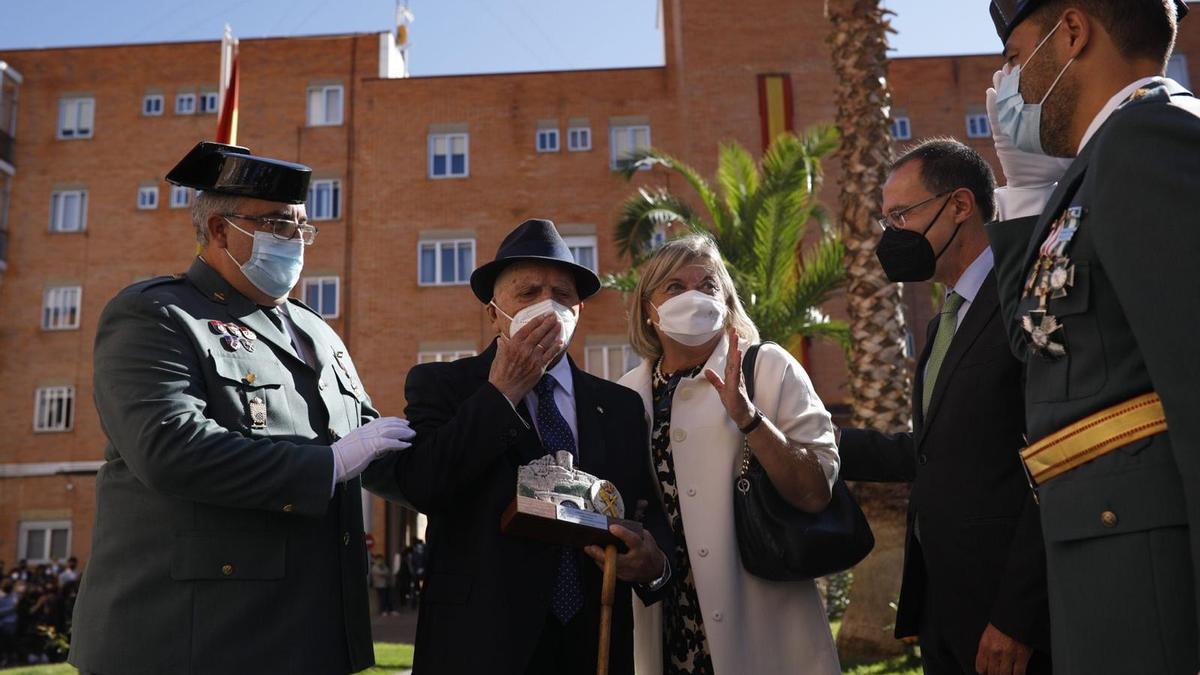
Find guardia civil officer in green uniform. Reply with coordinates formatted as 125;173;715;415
983;1;1199;672
68;142;415;675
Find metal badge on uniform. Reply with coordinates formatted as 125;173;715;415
240;328;257;341
220;335;241;352
1020;205;1086;359
239;338;255;352
225;324;245;339
208;320;228;335
248;396;268;429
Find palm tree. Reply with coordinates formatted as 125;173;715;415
609;128;848;351
826;0;912;661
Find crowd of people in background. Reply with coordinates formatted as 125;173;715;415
0;557;80;666
371;540;428;616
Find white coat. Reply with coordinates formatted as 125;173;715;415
619;336;842;675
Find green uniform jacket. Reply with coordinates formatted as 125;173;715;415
987;78;1200;673
69;258;378;675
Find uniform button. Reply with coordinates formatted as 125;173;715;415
343;532;351;546
1101;510;1118;528
712;611;723;622
282;504;294;513
672;429;687;443
318;380;327;391
918;454;928;466
221;564;234;576
329;428;340;441
698;548;709;558
686;488;696;497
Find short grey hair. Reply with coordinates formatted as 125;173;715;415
190;191;243;246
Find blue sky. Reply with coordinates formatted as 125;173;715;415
1;1;1001;74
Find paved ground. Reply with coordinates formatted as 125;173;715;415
371;607;420;644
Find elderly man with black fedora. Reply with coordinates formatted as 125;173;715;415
365;219;674;675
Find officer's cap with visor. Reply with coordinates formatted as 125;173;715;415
166;141;312;204
991;0;1189;44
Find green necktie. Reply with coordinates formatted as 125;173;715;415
922;291;965;416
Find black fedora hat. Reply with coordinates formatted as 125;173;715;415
470;219;602;303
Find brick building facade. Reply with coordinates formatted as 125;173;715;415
0;0;1196;567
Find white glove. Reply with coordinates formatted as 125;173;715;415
331;417;416;483
986;68;1073;188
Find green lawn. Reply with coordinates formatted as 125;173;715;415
0;637;920;674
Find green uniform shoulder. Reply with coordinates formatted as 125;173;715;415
287;297;323;320
122;273;188;295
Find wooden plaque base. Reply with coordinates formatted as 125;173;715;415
501;496;643;549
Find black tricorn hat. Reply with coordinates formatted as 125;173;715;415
166;141;312;204
991;0;1189;44
470;219;602;303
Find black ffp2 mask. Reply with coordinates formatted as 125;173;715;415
874;197;961;282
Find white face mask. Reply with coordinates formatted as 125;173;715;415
652;290;727;347
492;298;579;349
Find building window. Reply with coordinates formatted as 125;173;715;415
199;91;219;114
966;113;991;139
57;97;95;139
418;239;474;286
42;286;82;330
428;133;469;178
417;350;477;364
568;126;592;152
610;124;651;170
18;521;71;564
650;223;669;249
891;116;912;140
307;179;341;220
175;93;196;115
307;85;344;126
170;185;193;208
50;190;88;232
301;276;340;318
564;234;598;272
34;386;75;432
142;94;164;116
584;344;640;382
1168;53;1191;88
537;128;560;153
137;186;159;210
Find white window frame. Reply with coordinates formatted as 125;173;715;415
18;520;72;564
567;126;592;152
137;185;159;210
307;85;344;126
142;94;164;117
584;344;639;382
198;91;219;114
536;128;560;153
57;97;95;139
175;92;196;115
301;276;340;319
563;234;598;273
891;116;912;141
169;185;193;209
307;179;341;221
428;133;470;179
610;124;651;170
33;386;75;433
417;350;477;364
417;238;475;286
966;113;991;139
42;285;82;331
50;190;88;233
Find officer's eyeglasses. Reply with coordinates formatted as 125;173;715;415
876;190;954;231
225;213;319;245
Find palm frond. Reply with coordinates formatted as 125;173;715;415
613;186;700;263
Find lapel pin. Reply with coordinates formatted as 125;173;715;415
596;405;605;414
240;338;255;352
208;320;228;336
244;372;257;385
220;335;241;352
213;292;226;302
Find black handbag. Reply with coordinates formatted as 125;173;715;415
733;343;875;581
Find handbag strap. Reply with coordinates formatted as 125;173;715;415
737;343;767;482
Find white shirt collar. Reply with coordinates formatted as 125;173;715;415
950;247;994;305
543;352;575;398
1078;76;1159;152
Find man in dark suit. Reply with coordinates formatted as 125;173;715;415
69;143;415;675
985;1;1198;672
365;219;673;675
838;140;1051;675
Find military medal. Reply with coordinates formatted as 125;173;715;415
225;324;245;339
1021;311;1066;358
248;396;268;429
208;320;228;335
239;338;255;352
1020;206;1085;358
220;334;241;352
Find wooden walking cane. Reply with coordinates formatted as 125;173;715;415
596;543;618;675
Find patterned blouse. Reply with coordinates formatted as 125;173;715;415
652;361;715;675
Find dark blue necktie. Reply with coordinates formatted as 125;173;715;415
534;374;584;624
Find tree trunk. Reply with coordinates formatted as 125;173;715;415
825;0;913;662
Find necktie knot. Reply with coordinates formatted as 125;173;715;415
535;373;557;398
942;291;965;315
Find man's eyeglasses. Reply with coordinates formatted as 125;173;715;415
876;190;954;231
225;213;319;245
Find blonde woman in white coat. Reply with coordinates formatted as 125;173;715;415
615;235;841;675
